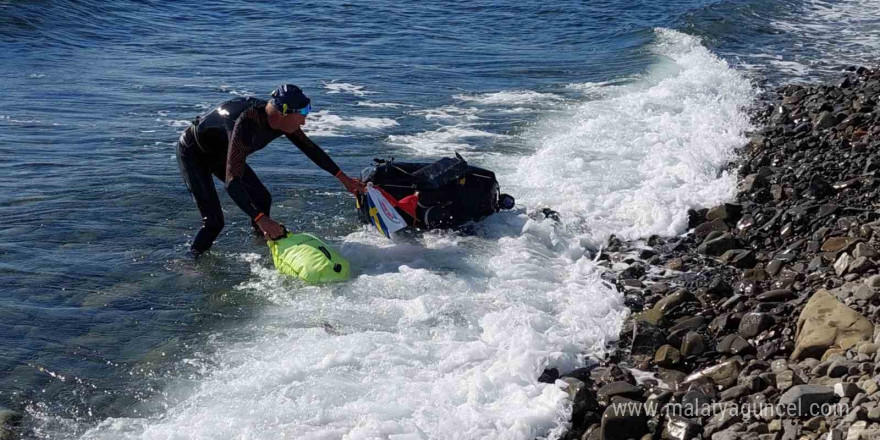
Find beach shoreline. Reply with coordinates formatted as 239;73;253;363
555;66;880;440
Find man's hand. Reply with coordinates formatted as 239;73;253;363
256;215;285;240
337;172;366;195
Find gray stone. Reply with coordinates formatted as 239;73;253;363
718;249;748;264
718;334;753;355
720;293;743;311
860;378;879;396
560;377;586;401
844;407;866;424
742;268;768;282
786;88;806;104
853;284;879;302
654;289;694;315
704;407;741;438
709;429;740;440
826;428;845;440
739;313;775;338
811;356;840;376
619;263;646;280
769;360;788;374
681;389;713;414
741;173;768;193
695;218;729;241
706;204;742;222
757;289;795;302
669;316;706;333
828;359;856;378
866;275;880;289
655;345;681;367
845;421;880;440
802;416;825;432
699;233;738;256
668;258;685;271
731;251;757;269
775;369;803;391
736;215;756;232
814;111;837;130
808;255;825;272
834;382;861;399
771;184;785;202
766;259;784;277
849;256;875;274
599;398;648;440
658;369;688;393
681;332;706;357
747;422;769;434
777;385;837;417
720;384;750;401
852;392;866;407
781;420;801;440
597;381;643;406
684;358;741;389
629;321;666;355
835;253;852;276
663;415;701;440
856;342;879;355
832;285;855;301
853;243;878;260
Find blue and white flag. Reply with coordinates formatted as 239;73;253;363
365;184;407;238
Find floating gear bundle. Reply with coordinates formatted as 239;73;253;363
356;154;514;233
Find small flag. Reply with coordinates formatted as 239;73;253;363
366;185;407;238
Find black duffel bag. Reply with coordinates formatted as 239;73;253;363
356;154;514;230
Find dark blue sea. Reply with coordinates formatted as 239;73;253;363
1;0;877;438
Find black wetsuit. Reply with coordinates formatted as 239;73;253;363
177;97;340;253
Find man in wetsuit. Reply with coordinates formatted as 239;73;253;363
177;84;364;255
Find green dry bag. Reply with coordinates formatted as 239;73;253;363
267;232;351;283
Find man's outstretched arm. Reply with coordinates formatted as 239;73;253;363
286;129;364;194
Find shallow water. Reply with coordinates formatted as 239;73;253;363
0;0;877;438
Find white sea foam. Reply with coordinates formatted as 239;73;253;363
0;115;45;125
356;101;406;108
503;28;753;241
454;90;563;106
324;81;371;97
74;28;753;440
386;125;507;156
410;105;480;122
731;0;880;81
304;110;399;137
218;84;256;97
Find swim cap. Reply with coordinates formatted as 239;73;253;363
270;84;311;114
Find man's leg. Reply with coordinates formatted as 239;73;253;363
178;141;225;254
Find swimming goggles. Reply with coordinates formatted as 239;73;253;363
281;102;311;116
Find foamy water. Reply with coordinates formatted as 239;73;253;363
303;110;399;137
70;29;752;440
324;82;372;97
453;91;564;106
718;0;880;82
507;28;753;242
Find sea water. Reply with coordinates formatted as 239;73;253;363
1;0;876;438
